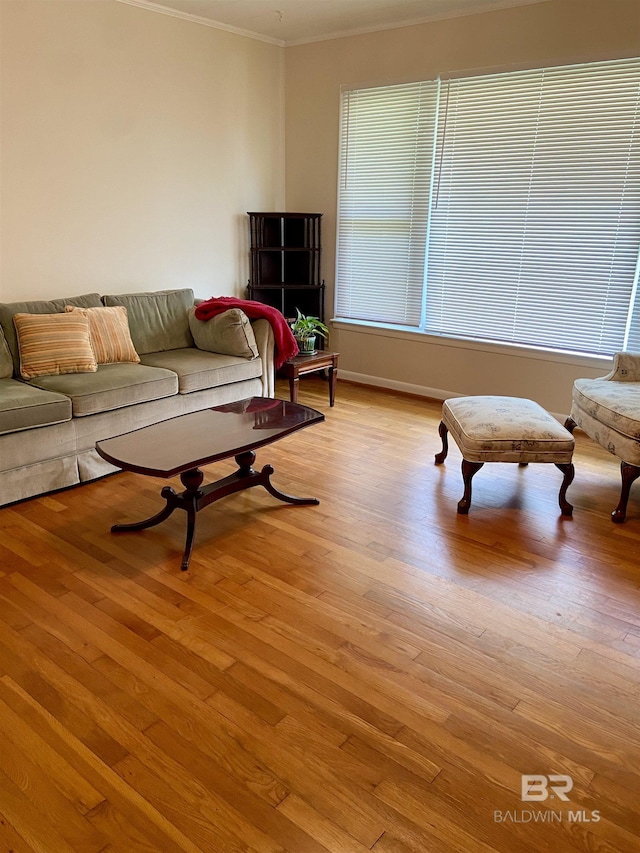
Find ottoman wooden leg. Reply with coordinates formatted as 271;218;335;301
458;460;483;514
435;421;449;464
555;462;575;516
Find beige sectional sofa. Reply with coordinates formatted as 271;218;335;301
0;288;275;506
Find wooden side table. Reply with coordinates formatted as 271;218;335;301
280;351;339;406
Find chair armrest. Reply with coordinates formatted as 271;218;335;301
601;352;640;382
251;318;275;397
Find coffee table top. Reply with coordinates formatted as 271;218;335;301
96;397;324;477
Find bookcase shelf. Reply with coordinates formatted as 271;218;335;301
247;212;325;325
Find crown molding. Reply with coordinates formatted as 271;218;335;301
114;0;285;46
116;0;549;48
285;0;551;47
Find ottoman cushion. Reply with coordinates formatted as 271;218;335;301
442;396;574;464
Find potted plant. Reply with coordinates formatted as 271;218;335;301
290;309;329;355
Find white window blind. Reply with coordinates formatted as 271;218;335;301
336;81;439;326
335;57;640;357
427;59;640;355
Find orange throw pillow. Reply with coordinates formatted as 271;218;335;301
65;305;140;365
14;312;98;379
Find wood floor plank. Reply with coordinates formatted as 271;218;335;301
18;622;159;733
204;690;398;849
373;775;503;853
90;652;292;809
371;831;446;853
150;631;287;725
85;798;165;853
0;575;103;663
0;689;106;816
147;580;419;737
277;793;374;853
0;732;107;853
514;697;640;791
111;754;259;853
145;721;331;853
0;676;207;853
0;767;81;853
0;380;639;851
0;808;39;853
0;630;130;768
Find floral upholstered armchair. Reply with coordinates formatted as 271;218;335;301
565;353;640;522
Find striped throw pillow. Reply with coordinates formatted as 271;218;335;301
65;305;140;364
14;312;98;379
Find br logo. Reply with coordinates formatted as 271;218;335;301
521;775;573;802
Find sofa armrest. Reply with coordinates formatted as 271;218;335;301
251;318;275;397
601;352;640;382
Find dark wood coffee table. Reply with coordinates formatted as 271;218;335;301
96;398;324;571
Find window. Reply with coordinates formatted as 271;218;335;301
336;57;640;357
336;81;439;326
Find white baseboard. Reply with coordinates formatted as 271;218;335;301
338;370;569;423
339;370;461;402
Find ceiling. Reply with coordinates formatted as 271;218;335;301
122;0;549;46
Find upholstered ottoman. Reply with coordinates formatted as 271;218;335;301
434;396;575;515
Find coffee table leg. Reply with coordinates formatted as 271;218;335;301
232;452;318;505
111;458;318;572
111;485;180;532
112;468;204;572
289;376;299;403
235;451;255;475
179;469;204;571
259;464;319;506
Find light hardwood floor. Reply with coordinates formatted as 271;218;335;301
1;378;640;853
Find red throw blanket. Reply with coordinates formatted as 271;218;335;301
194;297;298;369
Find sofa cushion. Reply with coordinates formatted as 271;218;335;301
14;312;98;379
102;289;194;355
65;305;140;364
0;293;102;374
573;377;640;440
188;307;258;359
28;363;178;417
0;378;72;435
140;348;263;394
0;328;13;379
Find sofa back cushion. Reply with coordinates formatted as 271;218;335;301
0;328;13;379
102;289;194;354
0;293;102;375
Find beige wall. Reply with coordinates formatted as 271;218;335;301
0;0;284;302
2;0;638;412
284;0;640;413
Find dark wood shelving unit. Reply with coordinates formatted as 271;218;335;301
247;212;325;324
